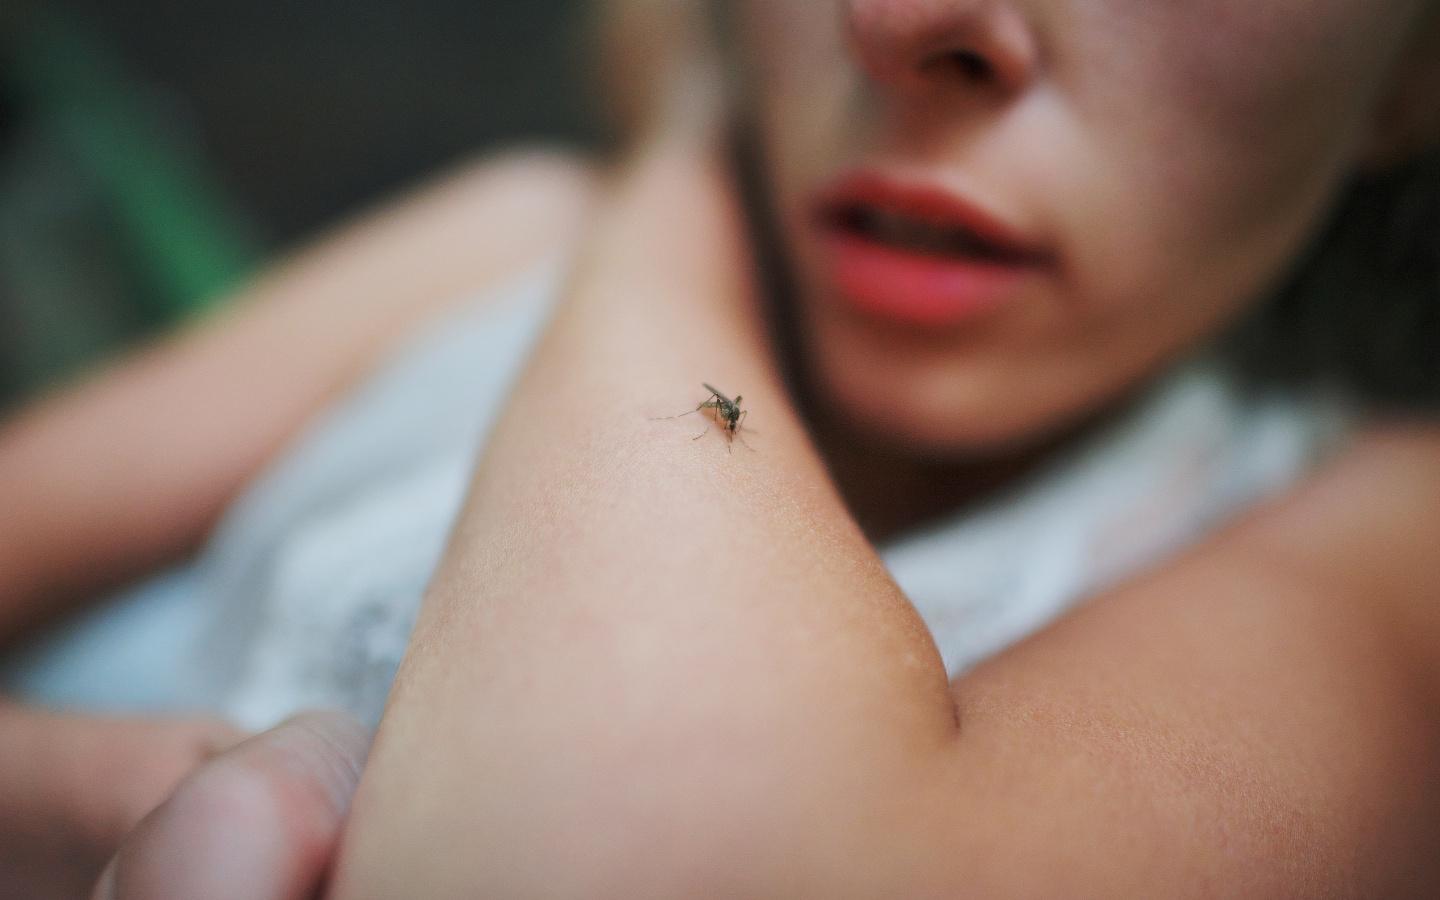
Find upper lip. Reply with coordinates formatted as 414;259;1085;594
811;170;1053;265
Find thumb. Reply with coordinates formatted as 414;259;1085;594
93;711;372;900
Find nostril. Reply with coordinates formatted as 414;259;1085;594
847;0;1040;96
931;49;996;83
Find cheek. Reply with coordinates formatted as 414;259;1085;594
1063;0;1406;145
1060;0;1413;311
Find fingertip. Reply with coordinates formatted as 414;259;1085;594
262;710;373;817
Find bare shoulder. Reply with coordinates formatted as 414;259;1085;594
389;146;602;253
1240;421;1440;659
947;420;1440;895
1259;419;1440;537
260;145;602;321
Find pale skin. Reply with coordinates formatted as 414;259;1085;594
2;0;1439;895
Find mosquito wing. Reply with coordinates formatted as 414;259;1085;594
701;383;734;406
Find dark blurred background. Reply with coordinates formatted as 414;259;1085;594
0;0;599;408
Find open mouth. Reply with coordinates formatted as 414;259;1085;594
820;203;1042;266
813;170;1051;266
808;172;1052;327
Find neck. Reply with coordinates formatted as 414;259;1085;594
805;401;1127;545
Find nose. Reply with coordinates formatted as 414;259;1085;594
845;0;1040;97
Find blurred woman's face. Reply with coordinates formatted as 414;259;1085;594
737;0;1432;452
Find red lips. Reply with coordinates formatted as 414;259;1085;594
811;171;1052;328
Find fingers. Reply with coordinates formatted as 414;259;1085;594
77;715;250;847
94;711;372;900
0;701;247;898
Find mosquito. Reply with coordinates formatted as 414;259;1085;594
652;383;752;451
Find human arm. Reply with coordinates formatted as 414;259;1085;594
0;150;596;642
327;135;1440;896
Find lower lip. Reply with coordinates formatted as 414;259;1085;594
819;230;1035;328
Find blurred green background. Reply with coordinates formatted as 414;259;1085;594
0;0;596;411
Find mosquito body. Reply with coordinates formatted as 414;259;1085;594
653;383;751;451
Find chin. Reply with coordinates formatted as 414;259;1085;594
801;309;1157;461
808;345;1073;460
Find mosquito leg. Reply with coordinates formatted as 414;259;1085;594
692;422;711;441
650;405;702;422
